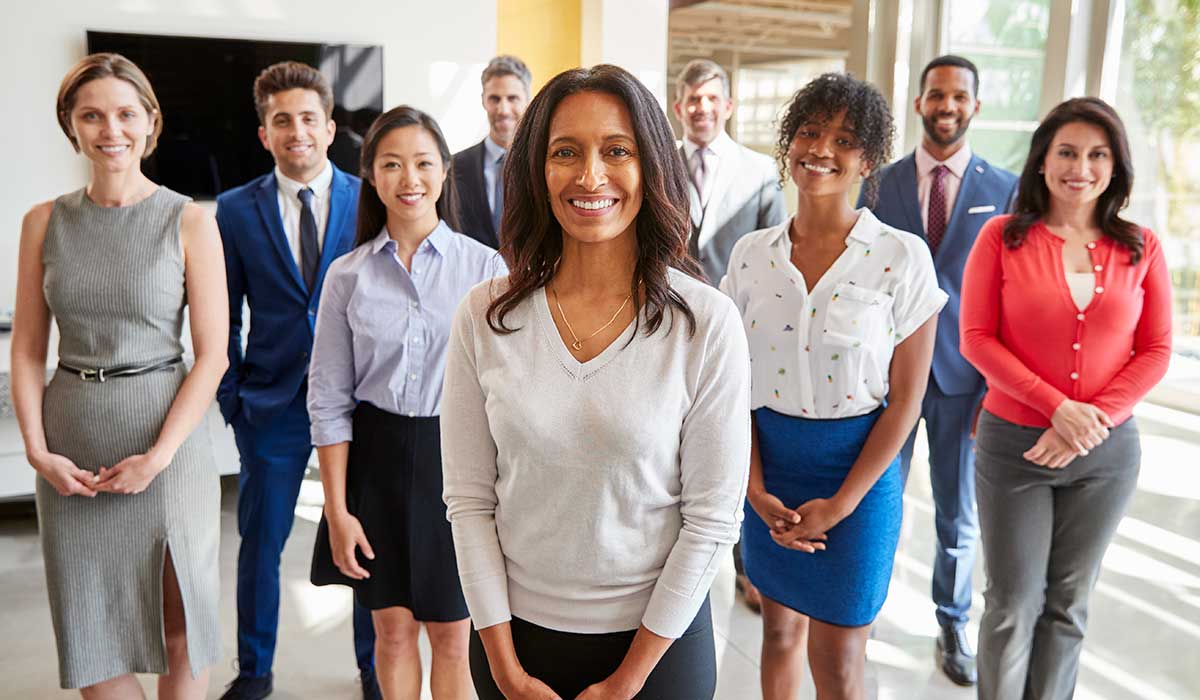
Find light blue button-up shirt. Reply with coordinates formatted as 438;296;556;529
308;221;508;446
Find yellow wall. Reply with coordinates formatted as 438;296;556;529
497;0;582;92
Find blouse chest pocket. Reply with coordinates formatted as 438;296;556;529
823;283;893;349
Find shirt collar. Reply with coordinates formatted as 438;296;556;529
274;160;334;200
771;208;884;251
916;142;973;179
484;136;507;164
682;130;733;160
370;220;454;256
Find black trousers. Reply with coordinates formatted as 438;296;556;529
470;598;716;700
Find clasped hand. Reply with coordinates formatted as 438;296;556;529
1023;427;1079;469
747;489;835;553
1050;399;1113;455
30;449;169;497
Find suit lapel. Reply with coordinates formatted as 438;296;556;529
896;155;924;239
697;143;739;250
938;156;983;264
254;175;307;295
313;167;354;301
472;140;496;243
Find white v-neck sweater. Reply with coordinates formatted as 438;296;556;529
441;269;751;638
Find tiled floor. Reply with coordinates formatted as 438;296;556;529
1;404;1197;699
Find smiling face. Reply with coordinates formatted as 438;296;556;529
257;87;335;183
915;66;979;150
370;125;446;230
68;77;156;172
1042;120;1114;210
544;90;643;246
787;110;870;198
483;74;529;149
673;77;733;148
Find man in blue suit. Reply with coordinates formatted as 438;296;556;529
215;62;378;700
860;55;1017;687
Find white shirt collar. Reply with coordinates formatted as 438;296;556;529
915;142;973;179
275;160;334;200
484;136;507;163
682;130;734;160
773;208;885;251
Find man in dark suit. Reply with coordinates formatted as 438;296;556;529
674;58;786;285
452;55;531;248
860;55;1018;687
215;61;378;700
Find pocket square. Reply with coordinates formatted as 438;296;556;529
968;205;997;214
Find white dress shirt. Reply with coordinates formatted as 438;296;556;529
275;160;334;268
482;137;506;213
915;143;972;234
720;210;947;419
682;130;736;209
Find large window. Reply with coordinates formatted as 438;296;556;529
1116;0;1200;343
942;0;1052;172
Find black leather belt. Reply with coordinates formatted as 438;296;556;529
58;356;183;383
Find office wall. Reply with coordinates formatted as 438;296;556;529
497;0;582;92
0;0;496;311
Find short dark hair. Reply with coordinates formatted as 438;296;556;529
354;106;460;247
486;64;703;338
253;61;333;125
1004;97;1142;264
775;72;894;205
919;55;980;97
481;55;532;95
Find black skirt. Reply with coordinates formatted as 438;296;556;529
469;598;716;700
310;403;468;621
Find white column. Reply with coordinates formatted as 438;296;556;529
581;0;670;107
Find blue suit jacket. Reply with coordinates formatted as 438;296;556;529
215;166;361;426
860;152;1018;396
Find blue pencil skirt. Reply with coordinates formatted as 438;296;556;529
742;407;902;627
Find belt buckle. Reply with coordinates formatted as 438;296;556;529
79;368;105;382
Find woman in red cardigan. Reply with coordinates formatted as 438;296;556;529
960;97;1172;700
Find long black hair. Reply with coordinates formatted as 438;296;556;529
486;64;703;337
353;105;460;247
1003;97;1142;263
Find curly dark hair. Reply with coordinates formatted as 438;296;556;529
486;64;703;338
775;72;894;205
1003;97;1142;264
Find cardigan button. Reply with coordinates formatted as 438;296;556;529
1070;371;1079;380
1076;313;1085;321
1087;242;1097;249
1094;264;1103;272
1072;343;1081;350
1095;286;1104;294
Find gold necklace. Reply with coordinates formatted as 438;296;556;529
550;283;633;352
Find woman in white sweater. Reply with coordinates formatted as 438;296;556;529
440;64;751;700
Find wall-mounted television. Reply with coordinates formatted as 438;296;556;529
85;31;384;198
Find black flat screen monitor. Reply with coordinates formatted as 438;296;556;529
86;31;383;197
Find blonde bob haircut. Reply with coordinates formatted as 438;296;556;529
56;53;163;157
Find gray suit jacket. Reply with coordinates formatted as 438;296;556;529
684;139;788;284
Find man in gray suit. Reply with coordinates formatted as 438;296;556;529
675;59;786;613
674;59;786;285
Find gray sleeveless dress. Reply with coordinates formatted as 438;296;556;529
37;187;222;689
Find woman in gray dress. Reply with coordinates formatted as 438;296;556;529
10;53;228;698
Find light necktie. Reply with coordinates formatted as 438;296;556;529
298;187;319;293
691;147;709;205
927;165;949;255
491;151;506;235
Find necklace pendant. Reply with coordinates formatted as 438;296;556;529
571;340;584;351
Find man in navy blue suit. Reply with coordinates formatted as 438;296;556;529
860;55;1017;687
215;62;378;700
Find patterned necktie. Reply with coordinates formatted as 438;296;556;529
691;147;708;204
298;187;319;293
927;165;949;255
491;151;506;235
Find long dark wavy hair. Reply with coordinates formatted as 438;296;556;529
486;64;703;337
1003;97;1142;264
354;105;460;247
776;72;894;206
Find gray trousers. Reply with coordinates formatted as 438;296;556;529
974;410;1140;700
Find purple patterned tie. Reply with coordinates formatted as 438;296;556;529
927;165;948;254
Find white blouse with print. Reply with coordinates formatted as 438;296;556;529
720;209;947;419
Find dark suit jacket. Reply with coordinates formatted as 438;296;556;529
214;165;360;426
452;139;498;248
861;152;1018;396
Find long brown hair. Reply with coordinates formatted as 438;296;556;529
1003;97;1142;263
354;106;460;247
486;64;703;337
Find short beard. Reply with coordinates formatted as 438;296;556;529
922;113;970;147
